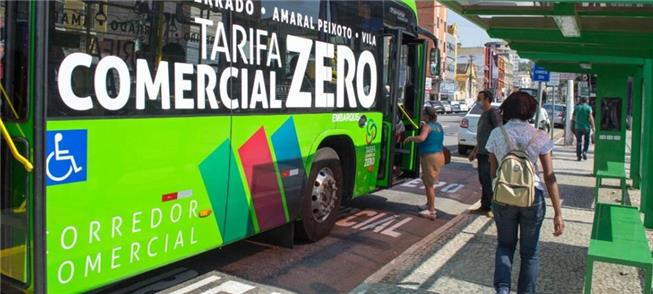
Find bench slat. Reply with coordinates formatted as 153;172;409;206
596;161;627;178
589;203;652;265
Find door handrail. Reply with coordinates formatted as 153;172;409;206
397;103;419;129
0;118;33;172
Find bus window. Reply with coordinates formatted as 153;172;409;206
0;0;29;121
397;42;417;119
382;35;396;114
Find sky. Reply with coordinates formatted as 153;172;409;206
447;9;502;48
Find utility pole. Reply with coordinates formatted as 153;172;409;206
565;80;575;145
468;54;474;99
535;82;544;130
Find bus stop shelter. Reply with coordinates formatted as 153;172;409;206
442;0;653;227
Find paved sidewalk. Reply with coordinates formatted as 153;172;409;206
354;140;652;293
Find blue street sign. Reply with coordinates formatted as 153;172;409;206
532;65;550;82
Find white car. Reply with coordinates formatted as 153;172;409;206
458;103;552;155
543;104;566;127
457;102;502;155
442;101;453;113
530;107;552;133
450;101;469;113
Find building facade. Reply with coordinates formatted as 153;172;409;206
417;1;448;100
440;24;458;100
458;47;485;99
455;62;477;104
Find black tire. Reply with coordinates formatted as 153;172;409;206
458;145;468;155
297;147;343;242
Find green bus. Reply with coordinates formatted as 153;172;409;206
0;0;439;292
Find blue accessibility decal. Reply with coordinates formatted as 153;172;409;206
46;130;87;186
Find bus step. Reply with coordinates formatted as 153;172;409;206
395;149;410;154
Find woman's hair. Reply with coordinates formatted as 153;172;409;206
423;106;438;122
500;91;537;121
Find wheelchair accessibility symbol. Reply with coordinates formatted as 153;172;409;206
46;130;87;186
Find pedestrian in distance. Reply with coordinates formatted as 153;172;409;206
404;106;445;220
469;90;503;217
571;97;595;161
485;91;565;294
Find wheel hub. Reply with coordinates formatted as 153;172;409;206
311;167;338;223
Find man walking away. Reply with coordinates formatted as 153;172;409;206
469;90;503;216
572;97;595;161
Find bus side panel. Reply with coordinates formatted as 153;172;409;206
45;117;229;293
44;112;380;292
331;114;384;198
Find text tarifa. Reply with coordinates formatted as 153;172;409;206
57;16;378;113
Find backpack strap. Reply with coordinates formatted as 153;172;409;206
500;126;516;152
524;130;542;151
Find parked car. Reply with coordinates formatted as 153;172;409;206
424;100;445;114
457;102;502;155
543;104;566;127
530;107;552;133
441;100;453;113
450;101;469;113
459;102;469;112
458;103;551;155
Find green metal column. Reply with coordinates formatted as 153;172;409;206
593;67;628;175
631;70;643;189
642;59;653;228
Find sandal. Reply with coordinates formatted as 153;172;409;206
417;204;429;211
418;209;437;220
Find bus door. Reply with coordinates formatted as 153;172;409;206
0;0;33;288
378;31;426;187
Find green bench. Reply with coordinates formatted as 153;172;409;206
595;161;627;204
585;203;653;293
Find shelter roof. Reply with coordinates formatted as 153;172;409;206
441;1;653;73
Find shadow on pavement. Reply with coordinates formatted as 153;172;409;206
557;183;595;211
387;217;587;294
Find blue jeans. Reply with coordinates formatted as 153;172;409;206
477;153;493;210
575;128;590;159
493;190;545;294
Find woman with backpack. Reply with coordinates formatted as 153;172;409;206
485;91;565;294
404;106;445;220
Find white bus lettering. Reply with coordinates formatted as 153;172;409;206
136;59;171;110
94;56;130;110
58;53;93;111
356;50;377;108
197;64;220;109
220;67;239;109
315;41;335;108
336;45;357;108
174;63;195;109
285;34;312;108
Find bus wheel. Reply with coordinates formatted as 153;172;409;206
298;147;343;242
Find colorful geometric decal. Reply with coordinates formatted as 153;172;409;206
238;128;287;231
271;117;306;219
199;140;253;244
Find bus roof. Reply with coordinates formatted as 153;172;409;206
399;0;418;18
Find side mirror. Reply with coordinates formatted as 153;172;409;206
430;47;440;76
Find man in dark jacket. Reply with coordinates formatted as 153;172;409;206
468;90;502;217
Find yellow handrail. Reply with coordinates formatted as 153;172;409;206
0;83;20;120
397;103;419;129
0;118;32;172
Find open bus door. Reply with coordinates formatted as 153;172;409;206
0;0;34;290
377;29;432;188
